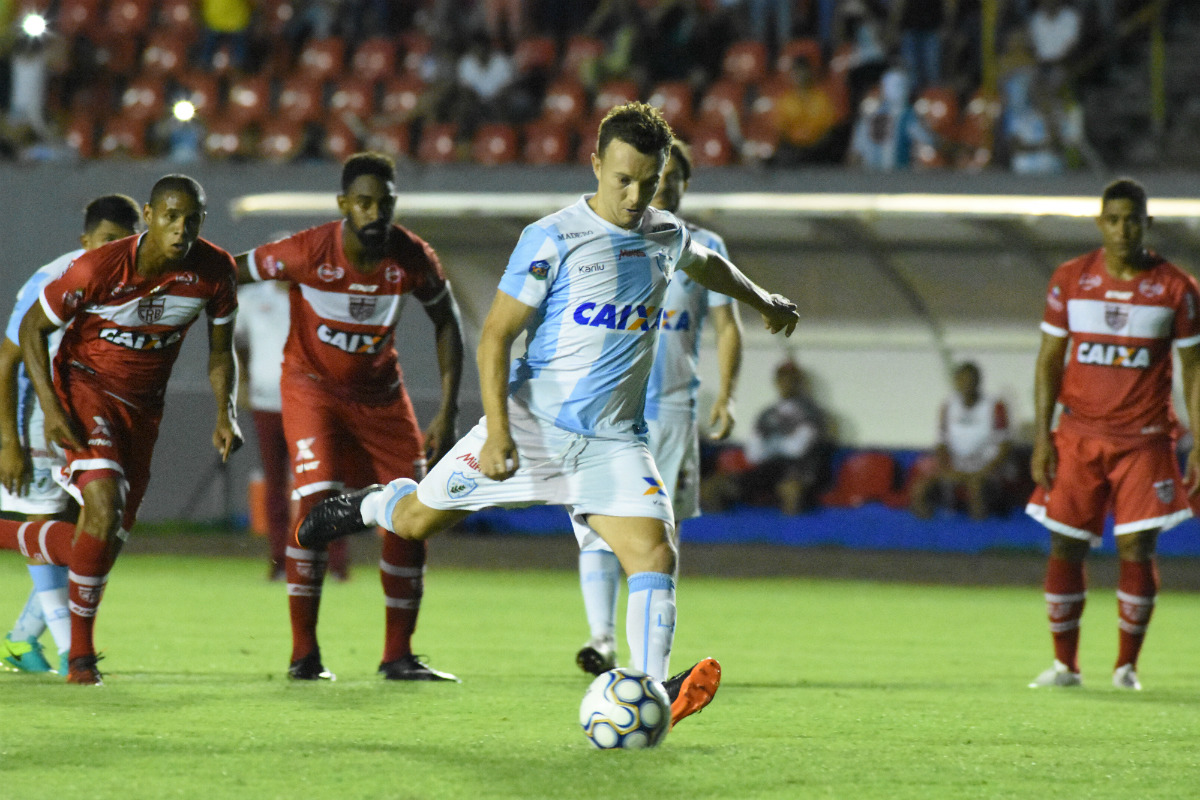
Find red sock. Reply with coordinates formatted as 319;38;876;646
379;531;425;664
1116;559;1159;670
1044;556;1086;673
0;518;75;564
326;537;349;580
67;530;120;661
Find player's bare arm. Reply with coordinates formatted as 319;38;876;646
419;286;466;467
207;318;243;462
682;245;799;336
17;302;82;451
0;338;30;494
1031;332;1069;491
707;303;742;440
233;253;256;285
1177;342;1200;495
476;290;536;481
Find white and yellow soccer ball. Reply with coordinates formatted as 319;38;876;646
579;667;670;750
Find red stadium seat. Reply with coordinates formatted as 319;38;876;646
174;71;221;120
105;0;153;37
954;89;1003;170
277;77;324;123
721;39;769;86
261;0;297;38
776;37;824;76
203;117;254;160
740;114;779;162
380;73;425;120
593;79;640;116
56;0;103;39
351;37;397;83
560;35;604;79
522;121;571;165
748;71;789;129
820;452;898;508
541;77;588;126
647;81;694;136
141;30;192;77
120;76;166;122
364;122;412;158
328;78;375;120
697;79;745;128
399;31;433;75
913;85;960;140
714;445;752;475
323;120;359;161
258;118;307;162
158;0;200;36
225;75;272;125
513;36;558;74
95;36;140;76
689;124;734;167
64;111;98;158
98;116;149;158
471;123;519;166
296;37;345;83
891;453;940;509
416;122;459;164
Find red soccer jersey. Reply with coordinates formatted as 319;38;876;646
1041;248;1200;438
40;235;238;406
247;221;447;404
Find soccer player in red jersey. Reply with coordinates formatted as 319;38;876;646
235;152;465;682
1026;178;1200;691
0;174;241;685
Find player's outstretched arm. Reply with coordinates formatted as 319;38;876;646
0;338;30;495
1030;332;1069;491
420;285;466;467
1178;343;1200;495
233;253;257;285
207;319;243;462
682;245;798;336
707;303;742;440
476;290;536;481
18;303;82;451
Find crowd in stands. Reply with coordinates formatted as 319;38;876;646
0;0;1177;170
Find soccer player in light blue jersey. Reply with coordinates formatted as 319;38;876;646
574;138;744;677
1;195;140;675
298;102;799;729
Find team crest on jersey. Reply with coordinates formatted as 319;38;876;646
137;296;166;323
1154;479;1175;504
1078;273;1103;291
385;265;402;283
447;471;477;499
317;264;344;282
1104;304;1129;331
348;296;377;321
529;260;550;280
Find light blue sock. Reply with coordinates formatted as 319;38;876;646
31;564;70;657
579;548;621;642
9;587;44;641
625;572;676;681
360;478;418;532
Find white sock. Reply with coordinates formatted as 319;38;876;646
625;572;676;681
9;587;44;641
33;565;70;657
359;478;418;531
579;548;621;643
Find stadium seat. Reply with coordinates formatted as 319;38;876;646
954;90;1003;170
258;118;307;162
522;121;571;165
472;123;520;166
748;71;789;129
380;73;425;119
399;31;433;75
202;117;254;160
714;445;752;475
323;120;359;161
328;78;375;120
776;37;824;76
560;35;604;79
689;123;734;167
119;76;166;122
540;77;588;126
63;111;98;159
105;0;153;37
174;71;221;120
260;0;297;38
141;30;191;77
416;122;460;164
351;36;397;83
513;36;558;74
913;85;960;140
891;453;940;509
158;0;200;36
740;114;779;162
95;36;140;76
98;116;149;158
277;77;324;123
593;79;640;115
56;0;103;39
364;122;412;158
225;75;272;126
296;37;345;83
721;39;769;87
697;79;745;128
820;451;898;508
647;81;694;136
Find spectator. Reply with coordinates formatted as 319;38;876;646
578;0;648;91
1001;67;1094;175
910;362;1014;521
453;32;516;133
887;0;948;92
771;57;843;166
702;360;833;515
845;66;931;171
646;0;727;88
1028;0;1083;90
198;0;253;73
746;0;793;56
831;0;889;111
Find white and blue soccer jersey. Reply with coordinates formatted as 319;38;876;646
497;195;703;440
644;223;733;423
5;250;75;424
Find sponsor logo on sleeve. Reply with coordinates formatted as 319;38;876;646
1047;285;1064;312
1078;273;1103;291
529;260;550;280
260;255;285;279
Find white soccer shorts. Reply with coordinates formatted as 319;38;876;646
0;400;70;516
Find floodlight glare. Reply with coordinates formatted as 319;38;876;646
172;100;197;122
21;12;47;37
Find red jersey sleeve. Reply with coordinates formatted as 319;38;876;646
203;244;239;324
39;245;111;327
249;230;313;282
1171;270;1200;345
1039;260;1074;338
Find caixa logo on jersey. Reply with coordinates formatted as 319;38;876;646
137;297;166;323
316;323;385;354
99;327;183;351
572;302;663;331
1076;341;1150;368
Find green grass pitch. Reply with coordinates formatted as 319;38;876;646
3;545;1200;799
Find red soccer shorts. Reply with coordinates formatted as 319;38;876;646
281;370;425;502
55;368;162;530
1026;419;1192;543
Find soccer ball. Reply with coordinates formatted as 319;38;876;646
579;667;670;749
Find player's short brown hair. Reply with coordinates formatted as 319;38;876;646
342;152;395;193
1102;178;1148;216
596;102;674;162
84;194;140;234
